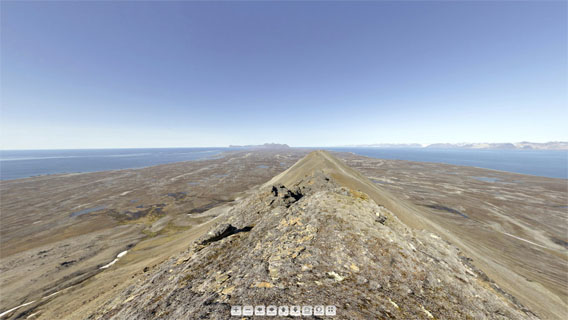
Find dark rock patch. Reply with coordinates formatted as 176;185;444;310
269;184;303;208
375;215;387;225
60;260;76;267
550;237;568;249
425;204;469;219
199;224;253;245
188;200;230;214
109;204;167;221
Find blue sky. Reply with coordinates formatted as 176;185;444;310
1;1;566;149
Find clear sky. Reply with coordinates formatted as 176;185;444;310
1;1;566;149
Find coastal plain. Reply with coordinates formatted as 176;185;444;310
0;149;566;319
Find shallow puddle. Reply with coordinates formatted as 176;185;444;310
70;206;106;217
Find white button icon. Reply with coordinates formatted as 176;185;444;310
302;305;313;316
290;305;301;316
314;305;325;315
230;305;242;316
266;305;277;316
278;305;289;316
255;305;265;316
237;303;334;317
242;305;253;316
326;305;337;316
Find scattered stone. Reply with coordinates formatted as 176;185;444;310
221;286;235;295
350;263;360;272
375;214;387;224
254;282;273;288
327;271;345;282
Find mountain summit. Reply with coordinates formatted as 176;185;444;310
91;151;537;319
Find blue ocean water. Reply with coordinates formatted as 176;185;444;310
325;148;568;179
1;147;566;180
0;148;227;180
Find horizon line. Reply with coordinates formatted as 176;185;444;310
2;141;568;152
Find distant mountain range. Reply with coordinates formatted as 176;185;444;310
341;143;424;148
341;141;568;150
229;143;290;149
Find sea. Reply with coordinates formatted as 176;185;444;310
326;147;568;179
0;147;566;180
0;148;227;180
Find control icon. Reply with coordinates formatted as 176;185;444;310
242;305;253;316
230;305;241;316
314;305;325;316
255;305;265;316
302;305;313;316
266;305;277;316
290;305;301;316
326;305;337;316
278;305;289;316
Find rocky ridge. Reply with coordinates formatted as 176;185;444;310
89;151;538;319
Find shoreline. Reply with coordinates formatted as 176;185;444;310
1;148;566;182
338;151;568;181
0;149;232;182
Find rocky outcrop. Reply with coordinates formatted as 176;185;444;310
90;152;538;319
